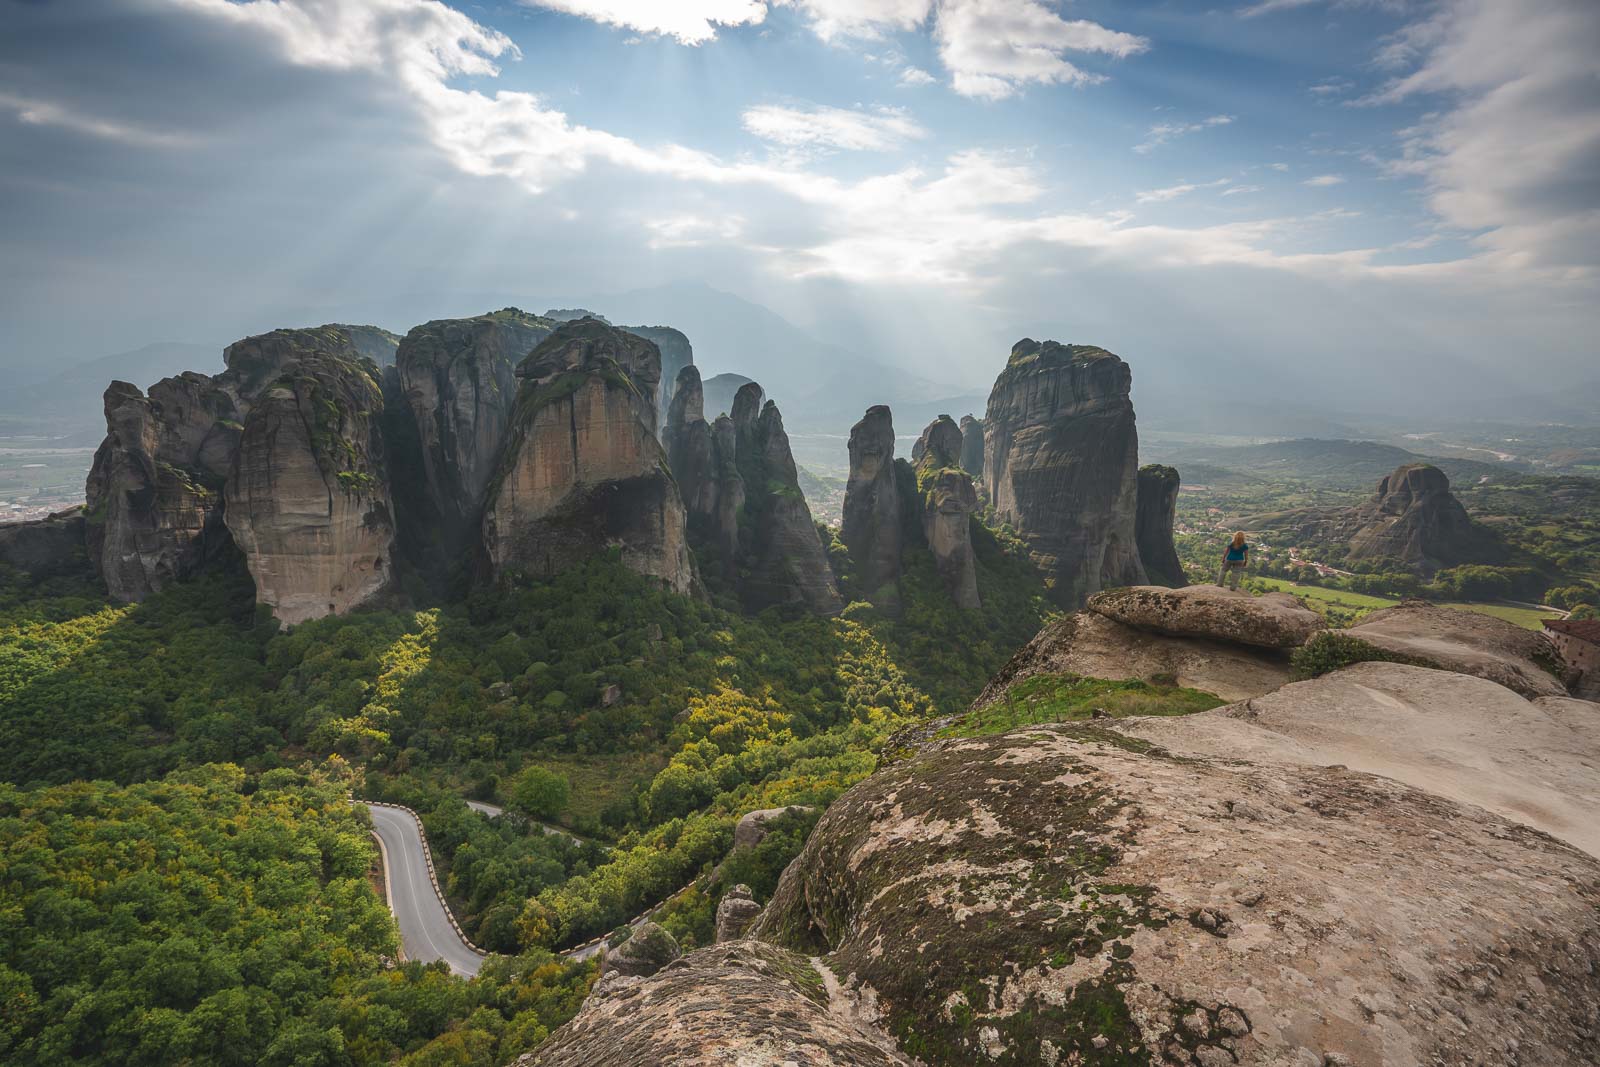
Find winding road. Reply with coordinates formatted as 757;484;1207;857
366;804;487;977
362;801;637;975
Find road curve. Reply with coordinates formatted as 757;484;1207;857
365;804;487;977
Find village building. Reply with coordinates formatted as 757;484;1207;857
1543;618;1600;700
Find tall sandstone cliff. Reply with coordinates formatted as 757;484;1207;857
84;373;240;600
667;375;840;614
958;414;985;480
621;325;693;428
222;332;396;624
914;416;981;611
481;319;695;595
983;339;1145;606
1135;463;1186;587
840;405;902;607
396;309;555;559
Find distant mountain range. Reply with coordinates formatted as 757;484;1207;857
1143;437;1524;491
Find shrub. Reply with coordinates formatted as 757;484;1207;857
1290;632;1429;680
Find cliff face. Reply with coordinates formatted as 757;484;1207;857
621;325;693;428
841;406;902;606
665;376;838;614
0;507;89;579
328;324;402;366
914;416;980;611
222;340;395;624
983;339;1145;606
1347;463;1505;571
84;374;240;600
396;309;555;558
1134;464;1186;587
958;414;984;480
481;319;694;595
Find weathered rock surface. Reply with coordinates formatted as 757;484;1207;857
1123;662;1600;857
84;374;240;600
958;414;984;479
519;941;912;1066
620;324;692;427
1247;463;1507;575
604;921;680;978
915;416;980;611
751;721;1600;1067
395;309;555;557
1089;585;1324;649
223;341;395;624
841;405;902;605
1347;600;1568;698
734;805;813;851
973;611;1293;706
1135;463;1185;587
664;365;718;522
983;339;1146;606
715;884;763;943
481;319;694;595
328;323;401;366
0;507;89;579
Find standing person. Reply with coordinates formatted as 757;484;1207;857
1218;532;1249;589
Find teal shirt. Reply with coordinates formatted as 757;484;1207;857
1225;544;1248;562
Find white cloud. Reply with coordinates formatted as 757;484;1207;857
0;92;194;147
1135;178;1228;203
519;0;768;45
1360;0;1600;272
645;213;746;247
933;0;1149;100
1269;162;1290;171
1303;174;1346;186
742;103;925;151
1135;114;1234;153
782;0;933;42
1222;184;1264;196
1308;77;1353;97
1238;0;1320;17
898;66;937;87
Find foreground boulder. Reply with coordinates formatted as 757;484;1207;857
973;611;1293;705
983;339;1146;606
395;309;555;558
748;721;1600;1066
223;339;396;623
603;921;680;979
1123;662;1600;857
481;319;694;595
1089;585;1323;649
1134;464;1185;587
519;941;912;1066
1348;601;1567;698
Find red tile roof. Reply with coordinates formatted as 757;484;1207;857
1544;618;1600;644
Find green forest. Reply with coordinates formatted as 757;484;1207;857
0;527;1052;1064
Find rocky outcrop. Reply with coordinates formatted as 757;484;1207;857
671;378;839;614
0;507;89;579
223;342;395;624
1135;463;1185;587
715;884;762;943
604;921;680;979
958;414;984;479
1346;600;1568;698
840;406;902;605
481;319;694;595
395;309;555;557
84;374;240;600
1123;662;1600;857
1246;463;1507;575
328;324;401;366
519;941;913;1066
748;717;1600;1066
734;806;813;851
914;416;980;611
620;325;692;427
972;611;1293;705
983;339;1146;607
1088;585;1323;649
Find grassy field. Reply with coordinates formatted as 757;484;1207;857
944;673;1225;738
1252;577;1559;630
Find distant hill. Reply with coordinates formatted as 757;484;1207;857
2;341;222;436
702;373;756;421
1152;438;1514;490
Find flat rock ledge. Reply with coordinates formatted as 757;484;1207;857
1089;584;1324;649
1348;601;1568;699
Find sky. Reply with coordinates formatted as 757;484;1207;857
1;0;1597;419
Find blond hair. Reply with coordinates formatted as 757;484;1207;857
1231;531;1246;548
